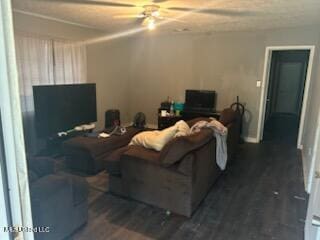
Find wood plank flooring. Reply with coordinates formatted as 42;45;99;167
68;142;308;240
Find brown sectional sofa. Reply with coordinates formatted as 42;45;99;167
62;127;141;174
106;108;241;217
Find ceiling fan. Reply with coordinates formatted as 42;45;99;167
44;0;254;30
114;4;184;30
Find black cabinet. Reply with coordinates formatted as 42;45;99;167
182;110;220;121
158;115;182;130
157;109;220;130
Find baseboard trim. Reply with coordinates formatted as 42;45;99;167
243;137;259;143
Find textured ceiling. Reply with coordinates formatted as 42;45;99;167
12;0;320;34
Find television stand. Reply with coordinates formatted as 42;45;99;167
157;109;220;130
158;115;183;130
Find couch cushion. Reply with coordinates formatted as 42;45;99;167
177;153;195;176
70;175;89;206
30;175;69;200
219;108;237;126
63;127;141;157
28;157;55;177
129;126;177;151
56;173;89;206
186;117;211;128
122;145;161;165
160;129;213;167
104;146;129;175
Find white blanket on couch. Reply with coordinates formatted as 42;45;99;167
190;119;228;170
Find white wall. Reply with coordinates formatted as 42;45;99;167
87;39;132;129
86;26;320;190
123;26;320;139
127;35;196;127
301;39;320;191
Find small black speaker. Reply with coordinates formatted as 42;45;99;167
105;109;120;129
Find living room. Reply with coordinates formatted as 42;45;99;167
1;1;320;240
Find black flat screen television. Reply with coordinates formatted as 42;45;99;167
33;83;97;138
185;90;216;111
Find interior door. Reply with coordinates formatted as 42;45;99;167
275;61;305;114
266;50;309;118
264;50;310;142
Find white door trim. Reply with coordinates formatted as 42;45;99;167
305;108;320;239
0;161;10;240
257;45;315;149
0;0;34;239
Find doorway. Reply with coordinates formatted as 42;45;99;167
263;50;310;145
256;45;315;149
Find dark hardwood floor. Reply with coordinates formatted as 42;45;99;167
68;142;308;240
263;114;300;145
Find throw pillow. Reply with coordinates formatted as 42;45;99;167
129;125;177;151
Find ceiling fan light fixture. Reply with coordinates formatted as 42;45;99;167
151;10;160;17
147;17;156;30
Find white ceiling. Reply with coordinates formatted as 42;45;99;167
12;0;320;34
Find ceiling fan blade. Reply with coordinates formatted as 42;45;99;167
158;16;185;23
166;7;255;16
114;14;144;19
140;18;149;26
152;0;169;2
45;0;138;8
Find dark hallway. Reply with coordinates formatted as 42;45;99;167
263;50;310;145
264;113;300;145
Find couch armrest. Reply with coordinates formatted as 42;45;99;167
30;175;75;239
28;157;55;177
30;174;71;201
159;129;213;167
56;173;89;206
63;127;141;158
122;145;161;165
120;151;193;216
176;153;195;176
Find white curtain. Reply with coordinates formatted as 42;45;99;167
15;35;87;155
15;36;54;155
54;41;87;84
15;36;54;112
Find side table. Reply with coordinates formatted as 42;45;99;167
158;115;182;130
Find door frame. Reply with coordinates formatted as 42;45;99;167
0;0;34;239
305;108;320;240
257;45;315;149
